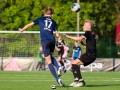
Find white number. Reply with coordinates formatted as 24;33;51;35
44;20;52;29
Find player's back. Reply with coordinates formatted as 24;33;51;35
34;16;58;41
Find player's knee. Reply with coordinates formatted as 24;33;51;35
71;60;76;64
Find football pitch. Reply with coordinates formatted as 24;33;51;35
0;71;120;90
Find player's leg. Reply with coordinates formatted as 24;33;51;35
49;41;65;86
72;54;91;87
41;41;60;83
59;56;66;73
62;50;68;73
51;56;60;70
57;54;64;66
44;54;59;80
51;55;62;77
57;48;64;66
39;62;43;71
70;58;85;87
71;53;96;87
71;57;79;79
69;58;83;86
58;50;66;73
71;58;83;80
42;58;46;70
36;62;40;70
44;55;64;86
50;44;62;77
71;59;83;65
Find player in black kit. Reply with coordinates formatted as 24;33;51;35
56;35;67;75
64;20;96;87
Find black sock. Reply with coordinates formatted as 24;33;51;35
72;64;82;81
59;61;64;66
76;65;82;80
71;65;76;80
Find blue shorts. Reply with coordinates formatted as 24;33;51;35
41;40;55;57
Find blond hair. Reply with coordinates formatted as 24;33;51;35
84;20;95;28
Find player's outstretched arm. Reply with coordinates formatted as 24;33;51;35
64;34;84;41
19;22;34;32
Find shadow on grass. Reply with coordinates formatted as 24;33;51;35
56;84;120;88
85;84;120;87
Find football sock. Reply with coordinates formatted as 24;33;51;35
76;65;82;80
51;57;60;70
48;63;59;81
72;64;77;79
72;64;82;81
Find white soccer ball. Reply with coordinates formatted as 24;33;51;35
51;85;56;89
71;3;80;12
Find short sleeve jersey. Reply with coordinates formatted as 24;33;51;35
33;16;58;41
73;46;81;58
83;31;96;55
56;40;66;48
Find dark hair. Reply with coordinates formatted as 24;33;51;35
44;7;54;15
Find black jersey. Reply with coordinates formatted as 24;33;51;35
56;40;66;48
56;40;66;50
83;31;96;55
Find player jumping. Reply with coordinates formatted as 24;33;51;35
19;7;64;87
64;20;96;87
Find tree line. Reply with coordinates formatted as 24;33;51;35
0;0;120;58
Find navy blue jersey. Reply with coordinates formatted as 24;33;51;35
33;16;58;41
73;46;81;58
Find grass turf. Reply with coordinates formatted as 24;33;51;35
0;71;120;90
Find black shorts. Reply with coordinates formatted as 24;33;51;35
58;48;64;58
58;51;64;58
41;40;55;57
79;53;96;66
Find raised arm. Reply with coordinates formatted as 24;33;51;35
19;22;34;32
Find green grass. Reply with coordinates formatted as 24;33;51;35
0;71;120;90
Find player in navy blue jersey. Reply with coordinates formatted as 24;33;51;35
19;7;64;87
64;20;96;87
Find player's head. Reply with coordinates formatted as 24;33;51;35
83;20;95;31
44;7;54;16
57;34;62;40
74;41;78;46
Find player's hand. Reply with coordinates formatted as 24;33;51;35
56;48;60;51
18;28;23;33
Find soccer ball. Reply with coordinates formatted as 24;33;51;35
51;85;56;89
71;3;80;12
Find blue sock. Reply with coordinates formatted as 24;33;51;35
51;57;60;71
48;63;59;81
